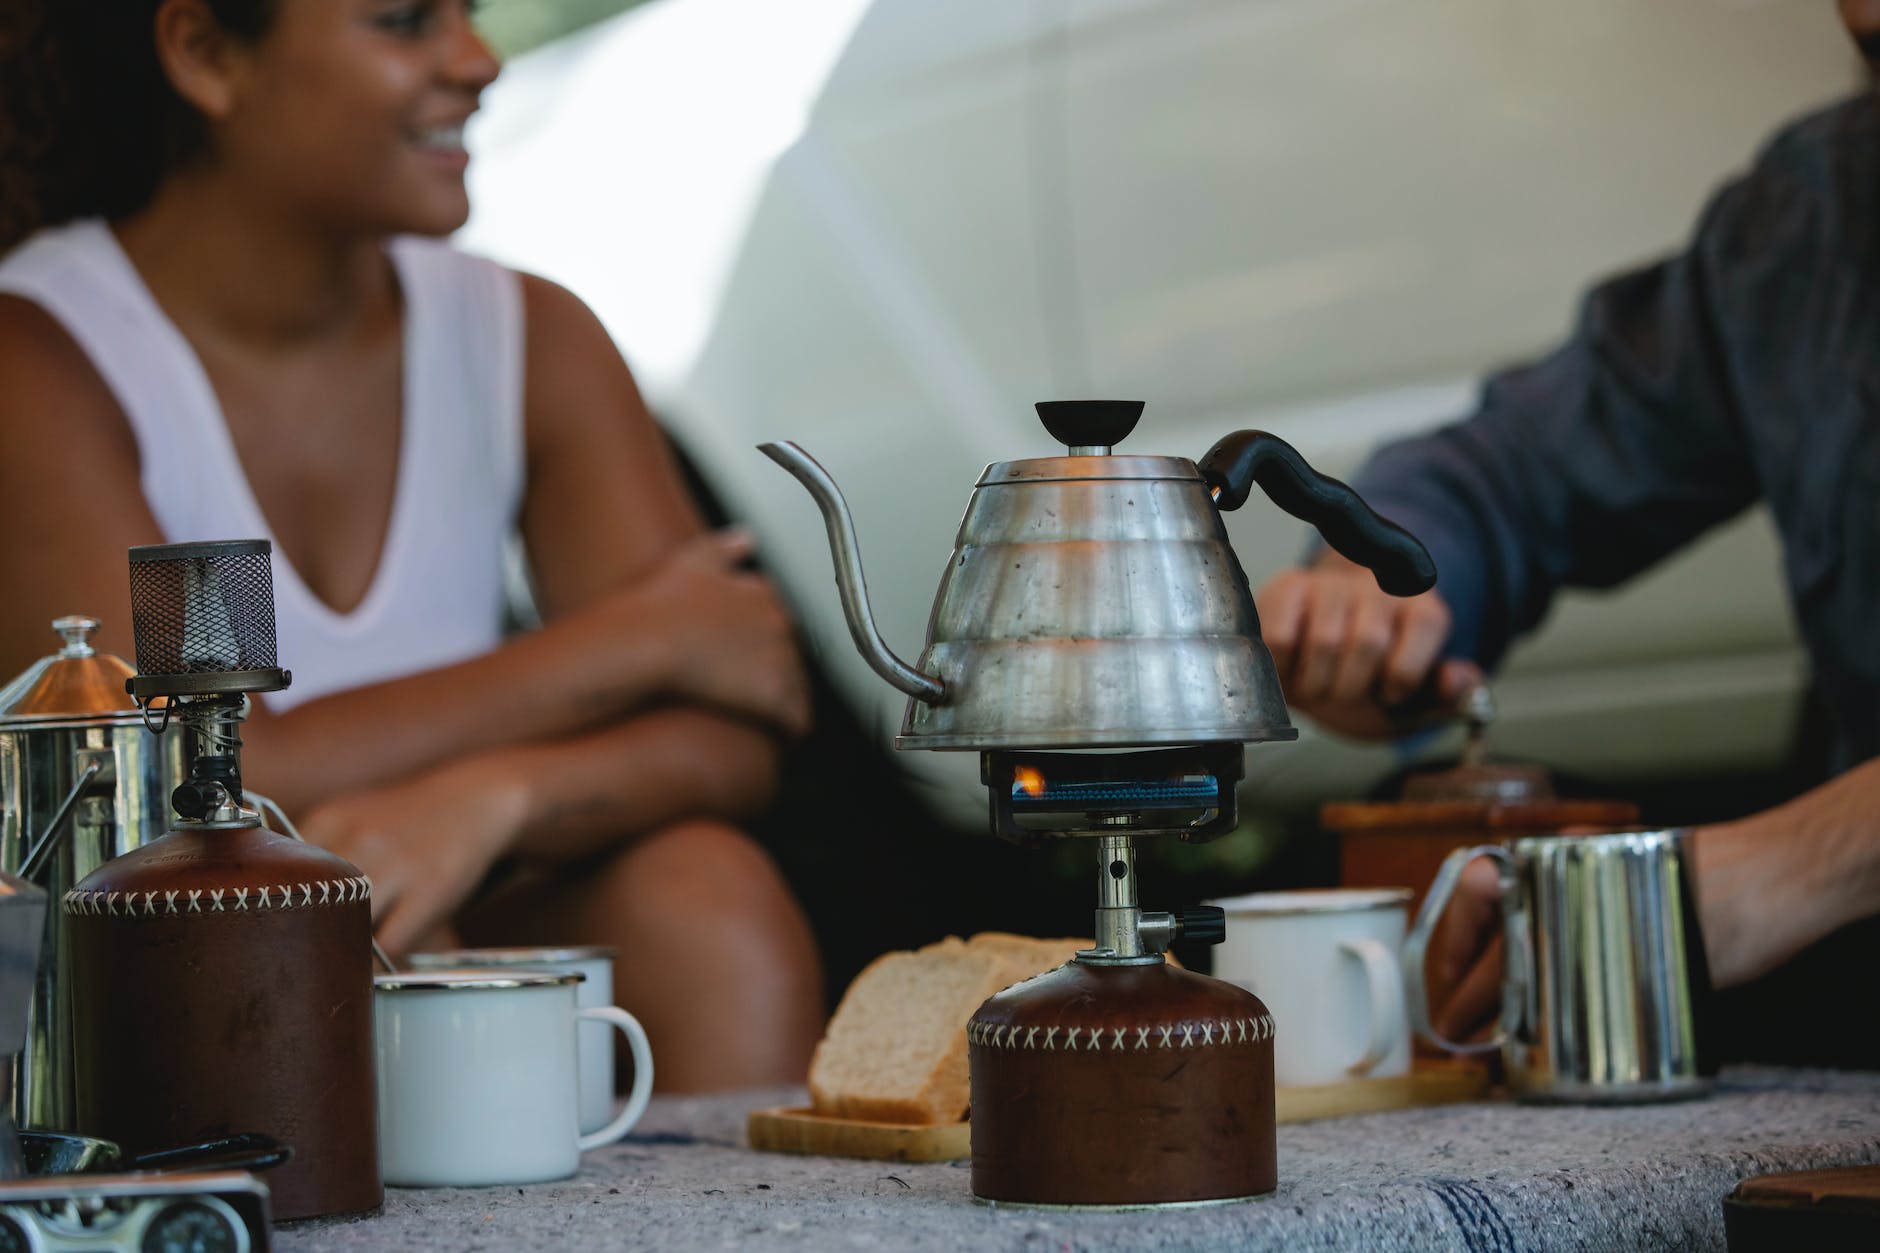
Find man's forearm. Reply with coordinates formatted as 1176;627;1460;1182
489;707;783;863
1692;757;1880;987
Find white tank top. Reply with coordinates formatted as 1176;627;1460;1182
0;219;525;711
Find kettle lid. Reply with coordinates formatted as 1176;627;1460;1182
0;617;140;724
983;400;1201;485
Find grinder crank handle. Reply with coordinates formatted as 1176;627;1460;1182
1384;668;1487;734
1198;431;1436;597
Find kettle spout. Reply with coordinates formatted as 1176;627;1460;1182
758;443;946;705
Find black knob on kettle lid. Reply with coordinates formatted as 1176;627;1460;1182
1035;400;1145;451
1175;906;1227;946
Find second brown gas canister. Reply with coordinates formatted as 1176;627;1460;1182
66;821;382;1220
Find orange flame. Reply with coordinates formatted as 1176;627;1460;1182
1012;765;1047;798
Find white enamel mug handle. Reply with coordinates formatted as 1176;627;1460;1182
576;1006;654;1152
1338;937;1405;1076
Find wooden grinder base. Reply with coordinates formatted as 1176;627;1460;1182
1325;798;1640;915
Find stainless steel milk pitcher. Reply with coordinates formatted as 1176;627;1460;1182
1403;829;1711;1102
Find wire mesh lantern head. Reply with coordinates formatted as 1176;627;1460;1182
125;540;292;701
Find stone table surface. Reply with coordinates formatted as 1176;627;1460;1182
276;1069;1880;1252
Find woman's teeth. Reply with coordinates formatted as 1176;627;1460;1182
419;124;465;152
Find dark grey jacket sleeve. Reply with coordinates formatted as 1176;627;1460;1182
1348;131;1823;670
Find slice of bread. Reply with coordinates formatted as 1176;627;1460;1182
807;938;1002;1124
965;932;1086;990
807;933;1089;1125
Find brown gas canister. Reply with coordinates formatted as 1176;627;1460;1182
967;959;1276;1207
65;823;381;1221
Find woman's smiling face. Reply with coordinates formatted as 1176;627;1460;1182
205;0;501;236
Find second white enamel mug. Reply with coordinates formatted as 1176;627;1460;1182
409;945;621;1135
1208;888;1413;1087
374;970;653;1187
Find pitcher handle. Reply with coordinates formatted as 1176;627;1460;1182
18;756;106;881
1403;844;1512;1055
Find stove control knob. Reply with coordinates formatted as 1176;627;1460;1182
1174;906;1227;946
170;779;228;821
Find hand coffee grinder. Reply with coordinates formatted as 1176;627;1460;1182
64;540;382;1220
764;401;1435;1206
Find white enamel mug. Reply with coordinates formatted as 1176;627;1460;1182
374;970;654;1187
1207;888;1413;1087
409;946;621;1135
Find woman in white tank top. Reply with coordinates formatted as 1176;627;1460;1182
0;0;821;1090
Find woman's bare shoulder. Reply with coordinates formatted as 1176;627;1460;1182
513;269;657;445
0;291;83;355
0;293;138;464
508;269;701;608
516;270;609;357
0;294;162;674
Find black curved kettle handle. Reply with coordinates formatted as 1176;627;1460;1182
1198;430;1436;597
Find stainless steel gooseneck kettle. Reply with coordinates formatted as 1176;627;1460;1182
761;400;1437;751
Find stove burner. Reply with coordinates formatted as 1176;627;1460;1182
981;745;1243;842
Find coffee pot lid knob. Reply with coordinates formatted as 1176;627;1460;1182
0;617;137;722
1034;400;1145;455
52;616;99;659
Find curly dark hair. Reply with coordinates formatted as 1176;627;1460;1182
0;1;276;253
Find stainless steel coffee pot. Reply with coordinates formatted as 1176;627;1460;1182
0;617;187;1130
1404;830;1711;1103
761;401;1435;750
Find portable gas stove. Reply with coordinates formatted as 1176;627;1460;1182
968;744;1275;1206
763;400;1435;1207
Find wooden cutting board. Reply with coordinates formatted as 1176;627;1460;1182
746;1106;971;1162
747;1063;1490;1162
1275;1060;1490;1123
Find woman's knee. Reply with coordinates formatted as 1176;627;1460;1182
598;822;819;971
608;820;784;908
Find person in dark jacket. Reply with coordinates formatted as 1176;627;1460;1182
1254;0;1880;1061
